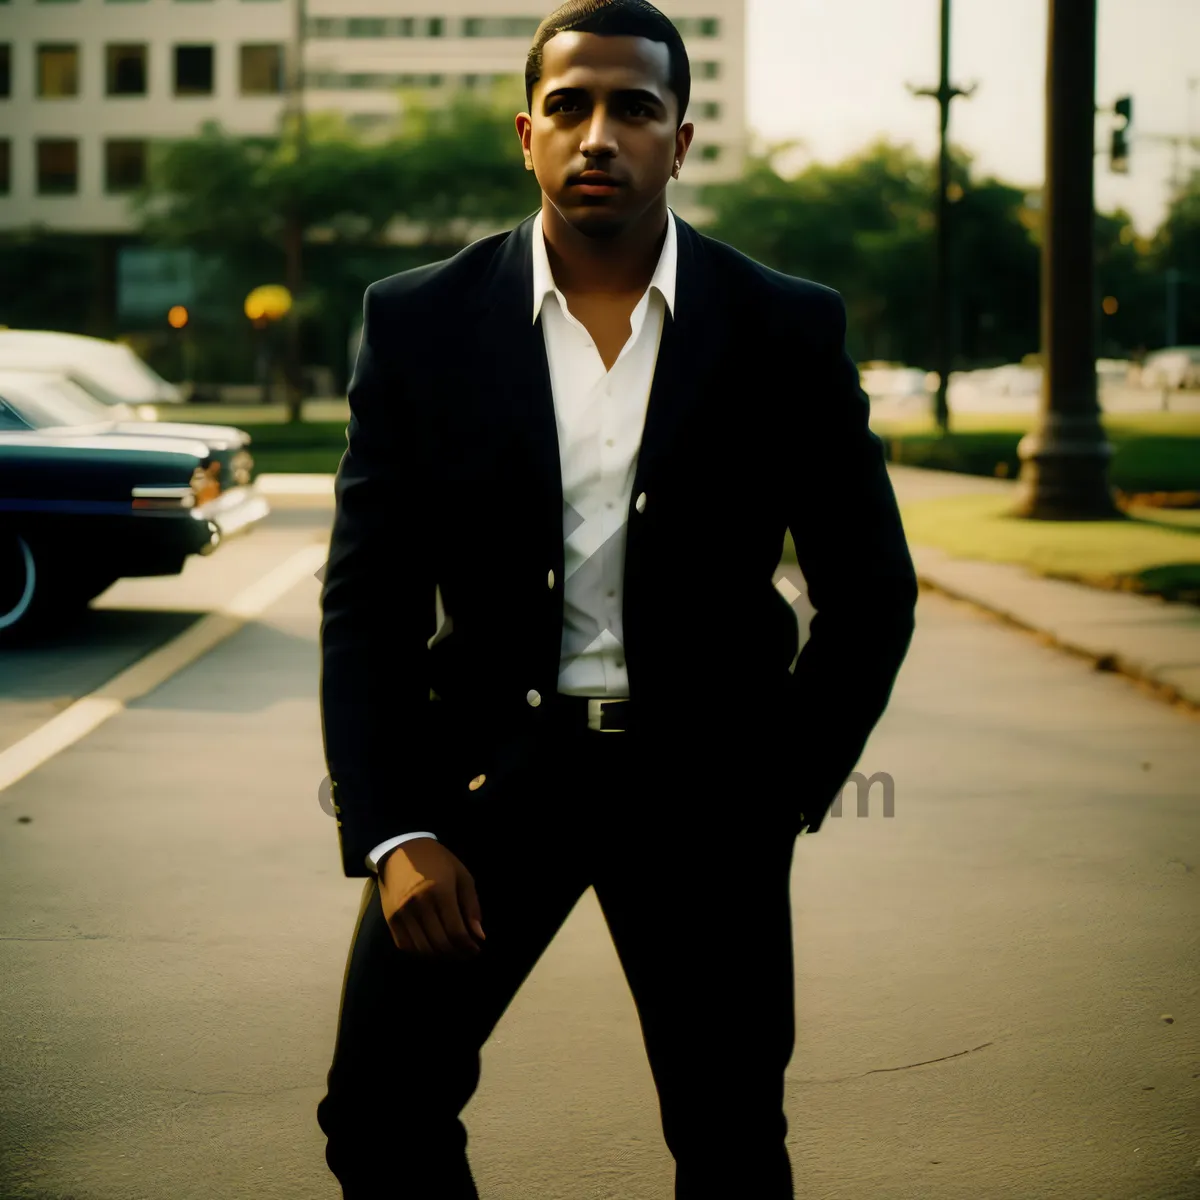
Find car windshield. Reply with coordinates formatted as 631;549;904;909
0;373;132;428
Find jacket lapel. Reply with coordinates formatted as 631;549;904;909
472;213;565;552
630;213;720;505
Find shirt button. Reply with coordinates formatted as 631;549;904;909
526;689;542;707
635;492;647;514
605;438;614;448
606;501;614;510
547;569;555;589
607;590;616;599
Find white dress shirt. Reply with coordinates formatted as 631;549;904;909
366;209;677;874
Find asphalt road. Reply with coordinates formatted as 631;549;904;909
1;504;1197;1200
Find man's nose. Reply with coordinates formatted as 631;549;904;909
580;107;619;158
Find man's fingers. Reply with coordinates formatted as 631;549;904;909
396;908;435;956
457;873;486;942
409;895;458;958
434;887;482;958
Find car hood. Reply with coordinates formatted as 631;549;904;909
111;420;249;449
0;429;213;458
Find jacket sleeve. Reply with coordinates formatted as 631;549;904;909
319;282;445;877
782;290;918;834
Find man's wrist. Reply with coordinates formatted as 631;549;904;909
365;831;438;876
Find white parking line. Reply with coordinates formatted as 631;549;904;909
0;543;328;798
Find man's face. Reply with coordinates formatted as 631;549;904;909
517;31;693;238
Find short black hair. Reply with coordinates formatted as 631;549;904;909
525;0;691;127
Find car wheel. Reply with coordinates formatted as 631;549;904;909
0;535;98;641
0;534;40;636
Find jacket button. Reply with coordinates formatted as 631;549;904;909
468;774;486;791
635;492;647;514
547;569;555;589
526;689;542;707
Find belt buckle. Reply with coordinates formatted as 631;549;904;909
587;697;629;732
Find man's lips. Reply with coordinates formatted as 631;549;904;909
569;173;623;193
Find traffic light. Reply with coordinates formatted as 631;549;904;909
1111;95;1132;174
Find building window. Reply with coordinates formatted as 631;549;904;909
0;140;9;194
696;61;720;80
392;18;415;36
697;101;720;120
699;144;721;161
310;70;451;90
309;17;341;36
106;44;148;95
426;17;444;36
462;17;541;37
37;139;78;193
674;17;720;37
347;18;385;36
174;45;214;95
105;139;147;191
37;45;79;97
240;44;284;94
0;44;10;97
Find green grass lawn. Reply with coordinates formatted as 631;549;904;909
870;411;1200;496
252;446;346;474
897;492;1200;602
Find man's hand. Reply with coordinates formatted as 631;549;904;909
378;839;486;959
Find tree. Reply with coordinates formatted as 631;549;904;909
1147;172;1200;347
129;88;539;399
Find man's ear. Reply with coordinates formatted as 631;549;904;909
515;113;535;171
673;121;696;176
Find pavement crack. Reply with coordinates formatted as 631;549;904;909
147;1083;319;1099
0;934;112;941
863;1041;995;1074
792;1040;998;1087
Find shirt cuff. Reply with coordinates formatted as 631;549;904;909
365;832;438;875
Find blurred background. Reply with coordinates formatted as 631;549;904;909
0;0;1199;575
1;0;1196;394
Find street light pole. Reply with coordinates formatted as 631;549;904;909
282;0;307;422
1012;0;1119;520
909;0;975;436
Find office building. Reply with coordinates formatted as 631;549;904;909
0;0;745;233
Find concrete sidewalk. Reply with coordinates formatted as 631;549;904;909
888;464;1200;711
256;467;1200;712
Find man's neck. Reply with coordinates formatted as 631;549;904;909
541;197;669;297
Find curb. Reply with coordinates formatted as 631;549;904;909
911;546;1200;716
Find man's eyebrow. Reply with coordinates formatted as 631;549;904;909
542;85;666;107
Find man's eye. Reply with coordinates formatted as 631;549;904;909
627;103;652;117
551;100;581;114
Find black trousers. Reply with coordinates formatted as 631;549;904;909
316;717;799;1198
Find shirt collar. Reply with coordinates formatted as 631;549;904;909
531;206;678;324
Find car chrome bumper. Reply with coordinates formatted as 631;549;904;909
191;484;271;552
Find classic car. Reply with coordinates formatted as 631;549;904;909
0;329;184;407
0;369;269;638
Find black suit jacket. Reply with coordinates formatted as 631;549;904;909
319;210;918;877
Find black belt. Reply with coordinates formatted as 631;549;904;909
552;694;634;732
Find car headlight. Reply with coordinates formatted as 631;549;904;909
230;449;254;487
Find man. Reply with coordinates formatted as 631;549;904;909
316;1;918;1195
